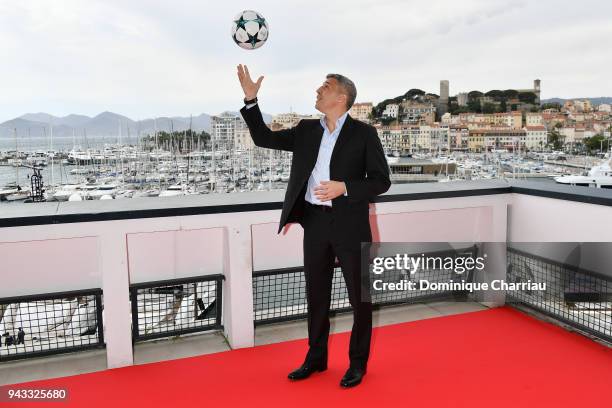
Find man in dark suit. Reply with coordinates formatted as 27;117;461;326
237;64;390;387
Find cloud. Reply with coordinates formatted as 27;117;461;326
0;0;610;122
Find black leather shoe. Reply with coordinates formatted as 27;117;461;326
287;362;327;380
340;367;366;388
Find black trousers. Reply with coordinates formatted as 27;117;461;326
301;202;372;369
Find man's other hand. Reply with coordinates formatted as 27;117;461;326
314;181;347;202
237;64;264;100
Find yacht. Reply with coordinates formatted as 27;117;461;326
0;184;20;201
159;184;185;197
5;189;30;201
88;184;119;200
133;189;161;198
432;156;458;164
554;154;612;189
70;168;93;175
77;182;103;200
52;184;81;202
67;148;92;165
386;156;399;164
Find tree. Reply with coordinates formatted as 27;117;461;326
485;90;504;99
467;99;482;113
449;105;470;115
518;92;537;104
482;103;497;114
584;134;606;153
500;100;507;112
368;109;376;122
541;102;562;111
548;129;565;150
502;89;519;99
404;89;425;99
380;116;396;126
373;98;395;117
143;129;211;151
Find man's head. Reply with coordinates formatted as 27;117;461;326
315;74;357;115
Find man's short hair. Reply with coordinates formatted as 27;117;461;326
326;73;357;110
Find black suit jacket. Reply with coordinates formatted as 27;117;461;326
240;104;391;235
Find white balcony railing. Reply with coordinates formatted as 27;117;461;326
1;180;611;368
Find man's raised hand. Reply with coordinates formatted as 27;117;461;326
237;64;264;100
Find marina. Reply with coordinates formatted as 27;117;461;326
2;112;612;205
4;133;610;204
0;132;294;202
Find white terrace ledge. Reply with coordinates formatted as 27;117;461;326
1;180;611;375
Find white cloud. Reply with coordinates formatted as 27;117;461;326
0;0;610;122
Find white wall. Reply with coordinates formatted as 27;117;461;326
509;194;612;278
509;194;612;241
127;228;225;283
2;190;611;369
0;236;100;297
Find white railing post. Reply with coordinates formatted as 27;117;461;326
99;231;134;368
222;219;255;348
473;202;508;306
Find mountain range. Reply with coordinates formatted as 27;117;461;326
0;111;272;139
540;97;612;105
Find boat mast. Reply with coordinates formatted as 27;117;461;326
14;128;19;187
212;119;216;192
49;121;54;191
154;118;161;191
187;115;192;190
118;121;124;188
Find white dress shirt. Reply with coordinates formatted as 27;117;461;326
304;111;349;207
246;103;348;207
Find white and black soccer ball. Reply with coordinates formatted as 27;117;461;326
231;10;269;50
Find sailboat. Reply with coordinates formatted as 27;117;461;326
5;128;31;201
48;121;56;196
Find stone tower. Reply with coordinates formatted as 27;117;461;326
438;80;449;119
534;79;541;104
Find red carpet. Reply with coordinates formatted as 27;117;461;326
3;307;611;407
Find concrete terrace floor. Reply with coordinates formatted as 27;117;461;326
1;301;489;386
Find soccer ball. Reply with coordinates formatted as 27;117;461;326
231;10;269;50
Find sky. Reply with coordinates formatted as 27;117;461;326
0;0;611;122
